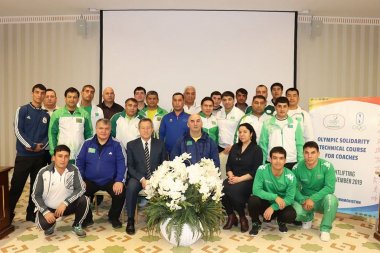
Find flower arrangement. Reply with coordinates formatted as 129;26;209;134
145;153;225;245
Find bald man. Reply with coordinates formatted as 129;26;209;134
97;87;124;119
170;114;220;167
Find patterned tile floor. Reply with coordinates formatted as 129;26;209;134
2;186;380;253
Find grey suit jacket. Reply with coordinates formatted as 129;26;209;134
127;137;166;181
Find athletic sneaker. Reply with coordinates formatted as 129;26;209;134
302;221;312;229
72;225;86;237
278;222;288;233
249;222;261;236
44;223;56;236
320;231;331;242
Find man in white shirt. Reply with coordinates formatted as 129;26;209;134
110;98;142;149
235;95;270;143
32;145;89;237
183;86;200;114
216;91;245;179
79;85;104;133
286;88;314;142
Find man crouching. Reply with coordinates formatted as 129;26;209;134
32;145;89;237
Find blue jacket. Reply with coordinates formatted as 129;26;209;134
159;111;190;153
170;131;220;168
14;103;50;156
75;135;127;186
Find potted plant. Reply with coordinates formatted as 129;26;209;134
145;153;224;246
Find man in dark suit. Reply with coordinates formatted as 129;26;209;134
125;118;166;235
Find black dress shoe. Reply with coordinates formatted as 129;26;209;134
26;213;36;222
126;220;135;235
110;219;122;229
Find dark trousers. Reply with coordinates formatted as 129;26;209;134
125;178;143;220
84;180;126;221
9;155;47;217
36;195;89;230
222;179;252;216
248;195;296;224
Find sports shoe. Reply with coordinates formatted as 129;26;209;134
278;222;288;233
82;219;94;228
302;221;312;229
249;222;261;237
72;225;86;237
320;231;330;242
44;223;56;236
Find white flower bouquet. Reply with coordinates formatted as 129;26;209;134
145;153;224;244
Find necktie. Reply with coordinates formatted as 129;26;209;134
145;142;151;179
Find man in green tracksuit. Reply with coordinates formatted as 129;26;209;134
292;141;338;242
248;146;297;236
49;87;93;163
138;91;167;139
199;97;218;144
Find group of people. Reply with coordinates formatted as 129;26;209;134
10;82;337;242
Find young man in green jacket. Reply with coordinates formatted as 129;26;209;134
49;87;93;163
248;146;297;236
292;141;338;242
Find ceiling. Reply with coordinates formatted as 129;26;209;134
1;0;380;18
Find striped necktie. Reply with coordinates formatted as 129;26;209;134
145;142;151;179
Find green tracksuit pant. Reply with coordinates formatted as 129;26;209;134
293;194;338;232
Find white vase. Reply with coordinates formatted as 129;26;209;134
160;218;202;246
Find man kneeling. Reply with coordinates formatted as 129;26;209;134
248;146;297;236
32;145;89;237
292;141;338;242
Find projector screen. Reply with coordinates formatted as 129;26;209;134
101;10;297;110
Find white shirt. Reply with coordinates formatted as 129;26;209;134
216;107;244;148
288;106;314;142
44;168;73;209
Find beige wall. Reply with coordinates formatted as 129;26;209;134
1;15;379;165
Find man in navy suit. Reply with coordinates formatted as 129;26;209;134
125;118;166;235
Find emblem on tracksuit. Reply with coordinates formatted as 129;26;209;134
42;117;47;124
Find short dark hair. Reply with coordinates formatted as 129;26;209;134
134;86;146;95
271;82;283;91
303;141;320;152
221;91;235;99
138;118;154;128
146;90;159;99
201;97;214;105
82;84;95;92
210;91;222;97
54;144;71;155
270;146;287;159
252;95;266;103
125;97;138;104
64;87;80;97
238;123;257;145
285;88;299;96
236;88;248;96
274;96;289;106
172;92;184;99
32;83;47;92
96;118;111;127
46;88;56;96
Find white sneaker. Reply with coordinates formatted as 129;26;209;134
302;221;312;229
320;231;330;242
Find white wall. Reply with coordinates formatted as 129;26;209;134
1;15;379;165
